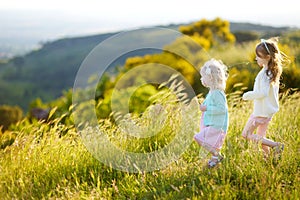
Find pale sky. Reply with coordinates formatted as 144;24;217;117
0;0;299;44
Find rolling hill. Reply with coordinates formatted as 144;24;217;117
0;21;294;111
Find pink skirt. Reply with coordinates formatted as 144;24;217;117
194;113;226;150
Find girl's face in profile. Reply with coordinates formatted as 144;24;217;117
255;52;270;68
200;68;211;88
200;75;208;87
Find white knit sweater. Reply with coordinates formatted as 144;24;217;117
242;66;279;118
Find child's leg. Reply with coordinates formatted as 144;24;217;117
199;142;219;156
242;115;283;160
194;136;218;156
257;122;280;148
257;125;284;159
245;121;278;147
242;115;258;139
196;141;223;168
194;126;224;156
194;126;225;168
257;124;270;155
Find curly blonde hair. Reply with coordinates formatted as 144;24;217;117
200;58;228;90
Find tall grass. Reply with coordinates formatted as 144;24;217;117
0;89;299;199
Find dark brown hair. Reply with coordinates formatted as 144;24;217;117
255;37;288;84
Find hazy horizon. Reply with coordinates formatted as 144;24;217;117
1;0;299;57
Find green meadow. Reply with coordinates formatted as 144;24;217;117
0;89;299;199
1;18;300;199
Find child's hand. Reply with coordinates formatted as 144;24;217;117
242;92;252;100
200;104;207;112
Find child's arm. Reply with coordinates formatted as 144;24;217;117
200;104;207;112
243;75;270;100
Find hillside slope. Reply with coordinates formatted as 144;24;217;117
0;21;293;111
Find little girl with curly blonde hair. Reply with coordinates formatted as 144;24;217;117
194;58;229;168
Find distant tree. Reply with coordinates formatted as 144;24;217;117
179;17;236;49
11;56;25;74
233;31;260;43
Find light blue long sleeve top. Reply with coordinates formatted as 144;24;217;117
202;89;229;131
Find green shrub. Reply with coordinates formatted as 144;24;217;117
0;105;23;131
